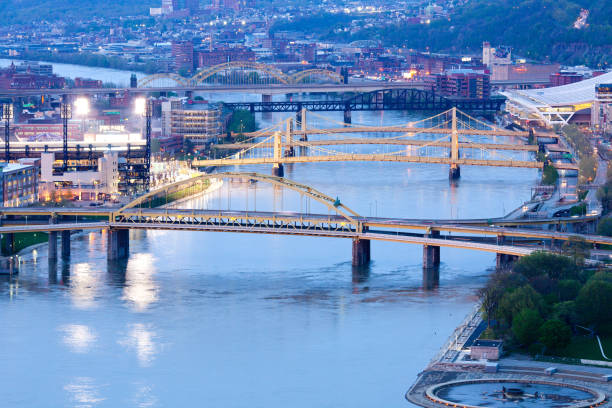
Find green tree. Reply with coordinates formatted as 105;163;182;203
562;236;590;266
553;301;578;326
575;280;612;330
227;110;257;134
558;279;581;301
513;252;578;281
512;308;544;346
542;164;559;186
596;217;612;236
497;285;545;326
539;319;572;352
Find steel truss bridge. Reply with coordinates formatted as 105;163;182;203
197;108;577;176
223;88;506;114
0;172;602;269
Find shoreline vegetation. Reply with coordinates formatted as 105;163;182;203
477;251;612;363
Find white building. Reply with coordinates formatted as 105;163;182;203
501;71;612;127
40;151;119;200
482;42;511;67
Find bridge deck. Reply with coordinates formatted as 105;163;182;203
213;139;538;152
193;155;561;169
0;207;602;247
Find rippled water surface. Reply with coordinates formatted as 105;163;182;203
0;81;540;407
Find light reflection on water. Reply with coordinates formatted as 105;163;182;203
0;106;539;407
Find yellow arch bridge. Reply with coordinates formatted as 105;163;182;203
138;62;346;87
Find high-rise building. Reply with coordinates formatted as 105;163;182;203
427;69;491;99
185;0;200;13
172;41;194;73
161;0;178;14
162;99;221;146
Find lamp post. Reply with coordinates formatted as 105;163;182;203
60;100;72;172
2;103;13;162
135;98;152;191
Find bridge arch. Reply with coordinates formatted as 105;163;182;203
191;62;290;85
138;73;190;88
289;69;344;84
118;172;361;226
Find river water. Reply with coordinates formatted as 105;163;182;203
0;62;539;407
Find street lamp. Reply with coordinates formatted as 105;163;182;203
2;103;13;163
134;97;152;191
60;100;72;172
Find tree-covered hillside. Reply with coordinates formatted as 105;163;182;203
0;0;156;23
329;0;611;67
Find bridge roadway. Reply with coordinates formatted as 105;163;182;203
236;127;530;138
193;154;579;171
213;139;539;152
0;207;604;249
0;83;419;97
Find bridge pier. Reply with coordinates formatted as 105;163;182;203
107;229;130;261
343;108;352;125
496;253;518;269
262;94;272;120
449;165;461;180
422;267;440;290
272;164;284;177
48;231;57;260
423;245;441;269
423;230;441;269
61;230;71;259
352;238;371;266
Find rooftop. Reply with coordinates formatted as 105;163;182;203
502;70;612;108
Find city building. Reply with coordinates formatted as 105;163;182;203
482;42;511;67
550;71;584;87
501;71;612;127
0;162;39;207
426;69;491;99
15;123;82;142
162;99;221;146
39;151;119;200
161;0;178;14
172;41;194;73
185;0;200;13
594;83;612;134
196;47;255;68
74;77;103;88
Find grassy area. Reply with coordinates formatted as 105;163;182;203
557;335;612;361
143;181;210;208
2;232;49;255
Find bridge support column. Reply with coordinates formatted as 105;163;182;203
423;230;441;269
449;165;461;180
422;267;440;290
48;231;57;260
496;253;518;269
343;108;352;124
272;163;284;177
61;230;71;259
107;229;130;261
352;238;370;266
423;245;440;269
